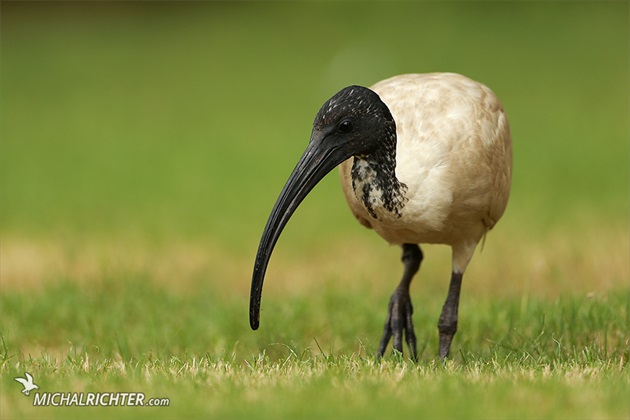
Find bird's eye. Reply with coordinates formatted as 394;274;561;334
338;119;353;134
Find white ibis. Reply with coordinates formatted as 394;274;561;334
250;73;512;360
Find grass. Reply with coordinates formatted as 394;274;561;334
1;228;628;419
1;2;629;419
1;269;628;419
2;351;628;419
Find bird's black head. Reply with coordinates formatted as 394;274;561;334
249;85;396;330
311;86;396;159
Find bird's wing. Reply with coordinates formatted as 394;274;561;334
15;377;28;386
25;372;33;382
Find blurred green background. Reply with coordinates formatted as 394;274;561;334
2;1;627;250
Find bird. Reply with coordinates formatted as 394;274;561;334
249;72;512;361
15;372;39;396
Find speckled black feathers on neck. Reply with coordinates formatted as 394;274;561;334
314;86;408;219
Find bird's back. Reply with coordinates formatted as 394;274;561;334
340;73;512;247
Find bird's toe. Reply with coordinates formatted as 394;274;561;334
377;288;417;361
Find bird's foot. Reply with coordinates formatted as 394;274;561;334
376;286;417;362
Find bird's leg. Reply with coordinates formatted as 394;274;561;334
377;243;422;361
437;271;463;359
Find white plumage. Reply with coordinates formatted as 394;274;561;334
340;73;512;274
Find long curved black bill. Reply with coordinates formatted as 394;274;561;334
249;137;351;330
